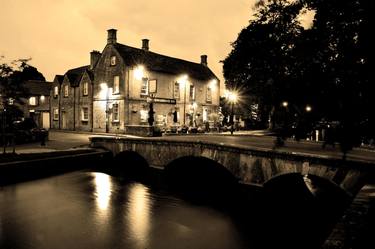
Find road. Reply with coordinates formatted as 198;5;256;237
3;130;375;163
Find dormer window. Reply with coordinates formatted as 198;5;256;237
110;56;116;66
54;86;59;97
64;85;69;97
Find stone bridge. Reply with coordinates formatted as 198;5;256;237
90;136;375;197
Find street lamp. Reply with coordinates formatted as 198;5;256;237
227;91;238;135
100;83;109;133
178;75;188;126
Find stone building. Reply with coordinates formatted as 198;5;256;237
22;80;52;129
52;28;220;134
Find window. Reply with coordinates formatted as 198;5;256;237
174;82;180;99
64;85;69;97
110;56;116;66
112;103;119;122
140;109;148;123
206;86;212;102
113;76;120;94
29;96;37;106
54;86;59;97
81;107;89;121
83;82;89;96
141;77;148;96
53;108;59;120
149;79;157;94
189;85;195;101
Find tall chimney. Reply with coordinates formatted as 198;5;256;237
107;29;117;44
142;39;149;51
90;50;101;69
201;55;208;66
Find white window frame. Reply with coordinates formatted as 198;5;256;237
174;82;180;99
29;96;37;106
112;103;119;122
189;85;195;101
81;107;89;121
113;76;120;94
64;85;69;97
206;86;212;102
53;108;59;120
54;86;59;97
140;77;148;96
110;55;116;66
83;82;89;96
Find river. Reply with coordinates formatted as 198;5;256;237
0;169;354;249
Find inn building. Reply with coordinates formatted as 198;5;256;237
50;29;220;134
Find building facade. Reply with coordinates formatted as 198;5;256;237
52;29;220;134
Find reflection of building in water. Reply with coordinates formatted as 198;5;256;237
127;183;152;248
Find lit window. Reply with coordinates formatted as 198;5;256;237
29;96;37;106
206;86;212;102
110;56;116;66
53;108;59;120
141;78;148;96
81;107;89;121
174;82;180;99
113;76;120;94
140;109;148;123
189;85;195;101
112;103;119;122
83;82;89;96
64;85;69;97
8;98;14;105
40;95;45;102
54;86;59;97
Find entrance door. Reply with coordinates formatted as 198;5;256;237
42;112;50;129
61;111;67;129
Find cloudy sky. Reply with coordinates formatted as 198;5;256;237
1;0;257;93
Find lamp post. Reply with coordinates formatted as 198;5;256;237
178;75;188;126
100;83;109;133
227;91;238;135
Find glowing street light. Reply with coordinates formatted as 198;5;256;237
305;105;312;112
282;101;288;107
227;90;238;135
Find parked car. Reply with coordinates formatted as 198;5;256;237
12;118;48;144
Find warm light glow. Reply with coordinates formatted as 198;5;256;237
127;183;152;248
93;172;112;211
227;91;238;104
99;82;108;100
134;65;145;80
192;102;198;109
40;95;45;102
282;101;288;107
177;74;189;87
209;79;218;90
305;105;312;112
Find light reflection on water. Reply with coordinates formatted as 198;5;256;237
0;171;251;249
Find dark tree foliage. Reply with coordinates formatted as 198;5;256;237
0;57;45;124
223;0;373;152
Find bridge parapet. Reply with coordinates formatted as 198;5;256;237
90;136;374;197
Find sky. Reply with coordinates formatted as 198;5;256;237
0;0;257;94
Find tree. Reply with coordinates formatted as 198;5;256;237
223;0;373;151
0;57;45;124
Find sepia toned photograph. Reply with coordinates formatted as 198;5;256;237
0;1;373;248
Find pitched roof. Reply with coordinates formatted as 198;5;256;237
65;65;90;87
54;75;64;84
114;43;218;81
24;80;52;96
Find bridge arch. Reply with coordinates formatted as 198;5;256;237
165;156;239;199
111;150;150;178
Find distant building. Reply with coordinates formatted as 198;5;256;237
51;29;220;134
22;80;52;129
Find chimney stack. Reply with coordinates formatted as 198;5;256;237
107;29;117;44
201;55;208;66
90;50;101;69
142;39;149;51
